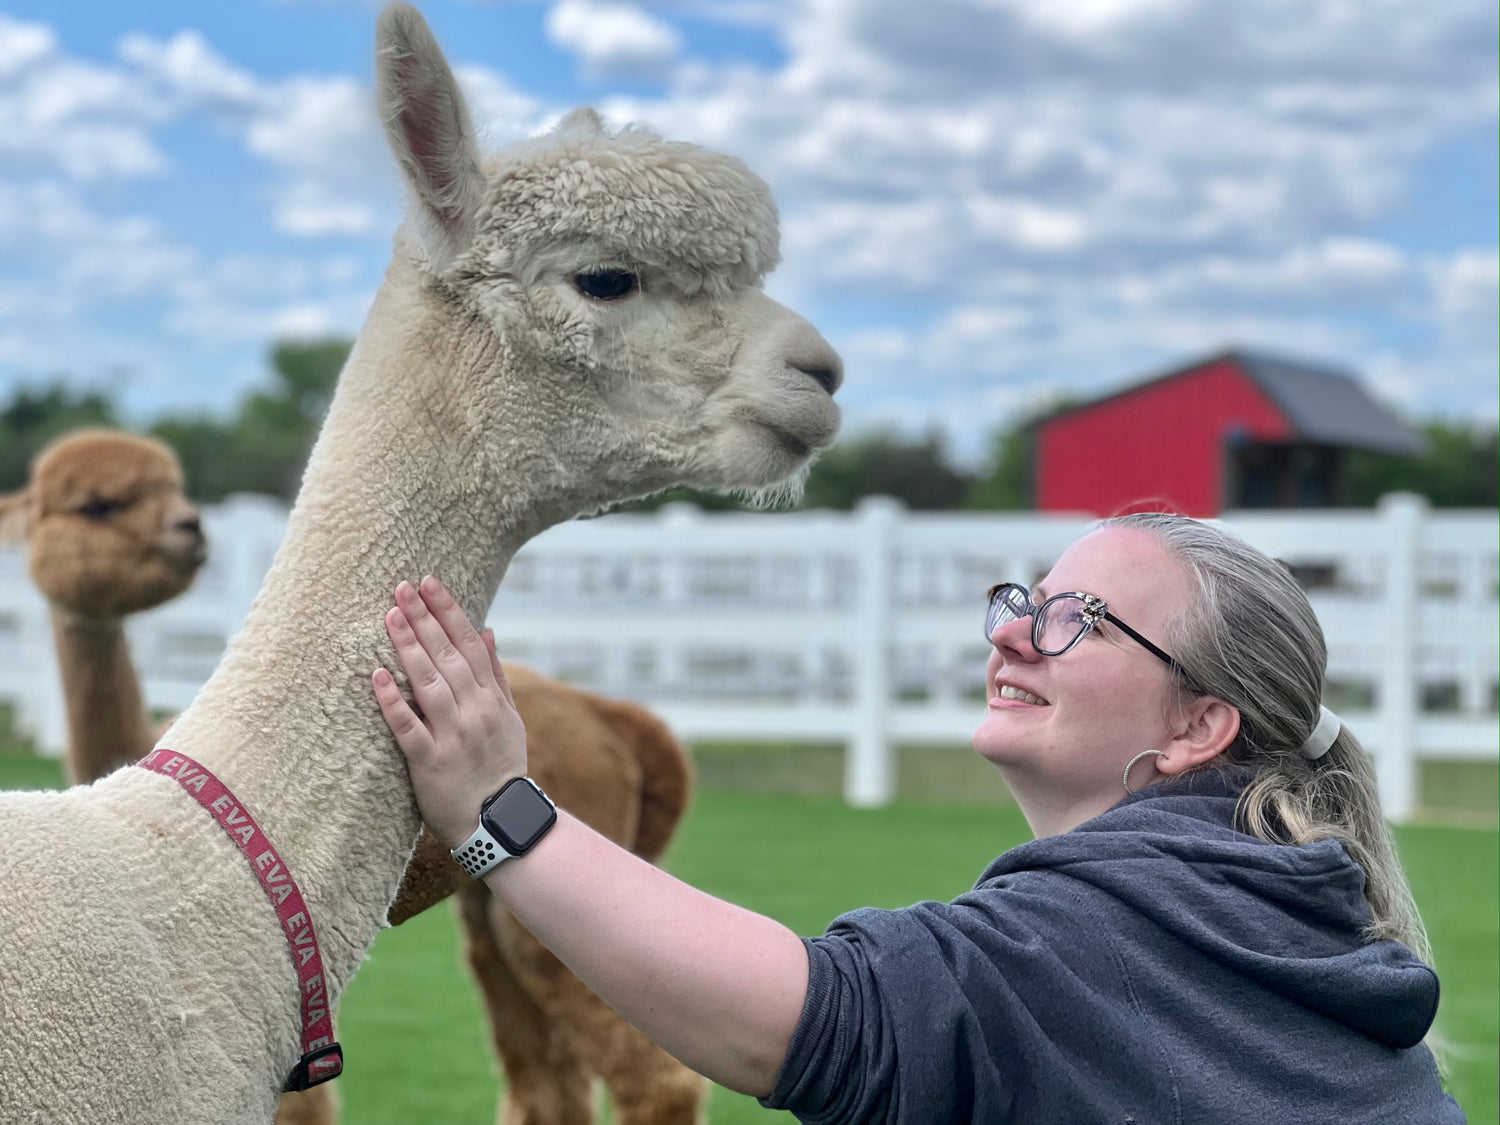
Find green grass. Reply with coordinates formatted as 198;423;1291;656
1398;823;1500;1125
2;748;1495;1123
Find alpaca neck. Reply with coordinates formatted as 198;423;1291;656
50;610;154;784
160;253;583;988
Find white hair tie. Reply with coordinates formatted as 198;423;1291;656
1301;705;1341;760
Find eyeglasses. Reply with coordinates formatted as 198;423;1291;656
984;582;1191;683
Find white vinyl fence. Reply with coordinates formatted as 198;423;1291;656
1;493;1494;821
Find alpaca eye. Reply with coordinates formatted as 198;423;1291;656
573;268;638;301
77;497;122;521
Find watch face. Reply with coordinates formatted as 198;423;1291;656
481;778;557;855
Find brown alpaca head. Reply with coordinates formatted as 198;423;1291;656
0;430;207;618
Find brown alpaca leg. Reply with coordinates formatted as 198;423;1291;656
457;882;595;1125
273;1081;340;1125
490;906;707;1125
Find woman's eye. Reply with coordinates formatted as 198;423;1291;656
573;268;638;301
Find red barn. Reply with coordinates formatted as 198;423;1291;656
1034;349;1422;517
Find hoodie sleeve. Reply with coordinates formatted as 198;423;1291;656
758;878;1143;1124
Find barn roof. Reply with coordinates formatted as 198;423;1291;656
1041;348;1424;456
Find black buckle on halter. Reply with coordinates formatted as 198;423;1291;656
284;1042;344;1091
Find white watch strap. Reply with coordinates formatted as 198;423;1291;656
451;821;515;879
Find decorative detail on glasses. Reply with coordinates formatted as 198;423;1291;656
1079;594;1106;626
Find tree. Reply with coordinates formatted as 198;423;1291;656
1345;422;1498;508
151;339;352;501
613;430;975;514
798;430;974;510
964;423;1034;510
0;384;119;490
964;396;1078;510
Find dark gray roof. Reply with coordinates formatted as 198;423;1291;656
1235;350;1424;456
1039;348;1424;456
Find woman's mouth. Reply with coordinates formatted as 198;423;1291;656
995;684;1050;706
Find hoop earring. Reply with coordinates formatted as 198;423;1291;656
1123;749;1169;795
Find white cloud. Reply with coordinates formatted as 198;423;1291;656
1006;0;1189;39
0;31;167;180
117;29;259;111
0;15;55;80
545;0;683;80
245;75;374;170
455;65;545;145
240;75;392;236
965;195;1088;252
268;185;378;237
1431;249;1499;335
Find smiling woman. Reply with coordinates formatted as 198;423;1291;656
376;510;1465;1125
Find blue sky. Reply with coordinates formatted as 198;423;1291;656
0;0;1494;463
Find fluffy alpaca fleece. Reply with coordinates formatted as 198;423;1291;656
4;431;700;1125
0;4;840;1122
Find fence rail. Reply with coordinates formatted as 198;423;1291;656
2;493;1494;820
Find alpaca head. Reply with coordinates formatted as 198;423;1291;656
375;4;842;509
0;431;207;618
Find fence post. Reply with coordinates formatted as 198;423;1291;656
1376;492;1424;822
21;599;67;758
846;496;901;807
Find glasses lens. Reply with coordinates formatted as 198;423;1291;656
985;584;1029;639
1034;595;1090;655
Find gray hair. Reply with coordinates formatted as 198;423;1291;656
1102;512;1431;964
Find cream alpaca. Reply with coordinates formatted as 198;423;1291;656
1;431;702;1125
0;4;840;1121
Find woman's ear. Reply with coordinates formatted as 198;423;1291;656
1159;696;1240;776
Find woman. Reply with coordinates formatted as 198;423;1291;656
372;513;1463;1123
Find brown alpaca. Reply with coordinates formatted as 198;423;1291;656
0;430;207;782
2;429;702;1125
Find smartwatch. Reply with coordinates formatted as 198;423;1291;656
451;776;557;879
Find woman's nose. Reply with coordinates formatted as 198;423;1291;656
989;615;1042;661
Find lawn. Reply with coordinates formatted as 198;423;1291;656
2;751;1495;1123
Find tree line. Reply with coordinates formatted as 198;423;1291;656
1;338;1494;511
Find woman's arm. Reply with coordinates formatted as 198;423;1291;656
485;810;809;1093
372;577;809;1096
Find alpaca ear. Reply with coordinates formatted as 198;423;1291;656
376;3;484;273
555;107;605;137
0;488;31;545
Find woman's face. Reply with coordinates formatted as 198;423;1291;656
972;526;1195;813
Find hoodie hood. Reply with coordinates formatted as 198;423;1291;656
977;767;1438;1050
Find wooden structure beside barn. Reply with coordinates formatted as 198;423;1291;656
1034;349;1423;517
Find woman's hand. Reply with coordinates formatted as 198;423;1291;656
372;575;528;848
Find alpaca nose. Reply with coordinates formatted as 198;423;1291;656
175;514;202;537
785;321;843;396
796;357;842;396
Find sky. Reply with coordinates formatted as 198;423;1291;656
0;0;1495;464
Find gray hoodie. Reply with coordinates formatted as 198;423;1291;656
763;768;1463;1124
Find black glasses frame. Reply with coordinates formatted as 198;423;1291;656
985;582;1192;683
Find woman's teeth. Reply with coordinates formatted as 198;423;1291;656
998;684;1049;706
